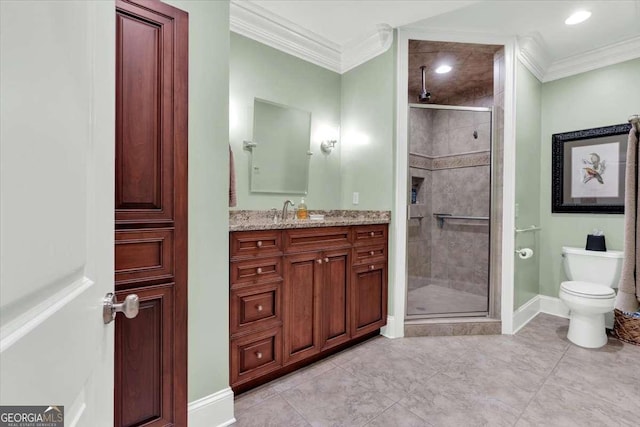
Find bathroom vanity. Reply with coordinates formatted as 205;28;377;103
229;211;389;392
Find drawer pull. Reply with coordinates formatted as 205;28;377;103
316;259;323;264
256;304;263;312
369;265;375;270
369;232;375;237
369;251;375;256
255;351;263;359
256;240;263;248
256;267;263;274
324;257;329;263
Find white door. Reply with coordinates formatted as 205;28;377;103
1;1;115;425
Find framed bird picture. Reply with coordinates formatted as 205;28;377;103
552;123;632;213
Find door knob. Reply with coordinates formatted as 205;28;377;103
323;257;329;263
103;292;140;324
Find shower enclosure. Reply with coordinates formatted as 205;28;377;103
407;104;492;318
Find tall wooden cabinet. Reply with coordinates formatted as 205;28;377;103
230;224;388;392
114;1;188;425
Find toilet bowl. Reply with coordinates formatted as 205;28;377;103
558;247;623;348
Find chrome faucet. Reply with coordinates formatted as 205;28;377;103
282;200;295;221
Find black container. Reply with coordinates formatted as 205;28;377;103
586;234;607;251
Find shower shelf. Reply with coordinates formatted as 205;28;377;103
433;213;489;228
409;204;427;219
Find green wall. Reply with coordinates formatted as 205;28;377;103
230;33;342;210
339;47;395;211
539;58;640;297
339;42;397;314
164;0;231;402
514;60;542;308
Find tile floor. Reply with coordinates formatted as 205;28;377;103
232;314;640;427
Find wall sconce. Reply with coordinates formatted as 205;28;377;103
320;140;337;154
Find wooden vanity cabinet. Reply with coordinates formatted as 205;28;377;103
350;224;388;338
230;224;387;392
229;232;284;387
351;262;387;338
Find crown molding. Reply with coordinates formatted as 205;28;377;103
341;24;394;73
543;35;640;82
517;32;550;82
231;0;639;80
230;0;393;74
230;0;341;72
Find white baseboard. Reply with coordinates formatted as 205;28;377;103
381;315;401;338
512;295;541;334
539;295;570;319
188;387;235;427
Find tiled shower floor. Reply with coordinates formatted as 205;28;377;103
407;284;488;315
232;314;639;426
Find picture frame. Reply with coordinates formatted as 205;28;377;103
552;123;632;214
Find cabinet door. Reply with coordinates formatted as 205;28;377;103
321;249;351;350
283;251;322;364
351;262;388;338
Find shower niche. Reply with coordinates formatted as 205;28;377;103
405;40;504;321
409;176;426;219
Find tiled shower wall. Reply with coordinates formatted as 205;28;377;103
408;105;492;299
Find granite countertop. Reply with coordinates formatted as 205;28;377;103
229;210;391;231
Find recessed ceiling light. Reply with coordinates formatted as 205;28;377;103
565;10;591;25
435;65;452;74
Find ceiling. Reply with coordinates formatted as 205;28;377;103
248;0;640;71
408;41;501;104
410;1;640;61
245;0;479;46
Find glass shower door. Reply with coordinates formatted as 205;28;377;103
407;105;492;318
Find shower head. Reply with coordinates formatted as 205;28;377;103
417;66;431;103
417;90;431;103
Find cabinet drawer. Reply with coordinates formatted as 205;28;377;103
230;282;281;336
284;227;351;253
230;327;282;386
230;230;282;260
352;243;387;266
352;224;388;246
231;257;282;286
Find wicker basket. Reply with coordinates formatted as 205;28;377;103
613;309;640;346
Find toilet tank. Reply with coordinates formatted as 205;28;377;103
562;246;624;288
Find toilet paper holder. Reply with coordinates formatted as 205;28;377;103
515;248;534;259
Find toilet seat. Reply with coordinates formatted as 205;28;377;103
560;281;615;299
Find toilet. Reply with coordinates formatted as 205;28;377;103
559;246;624;348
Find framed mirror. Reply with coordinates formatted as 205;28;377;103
249;98;311;194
